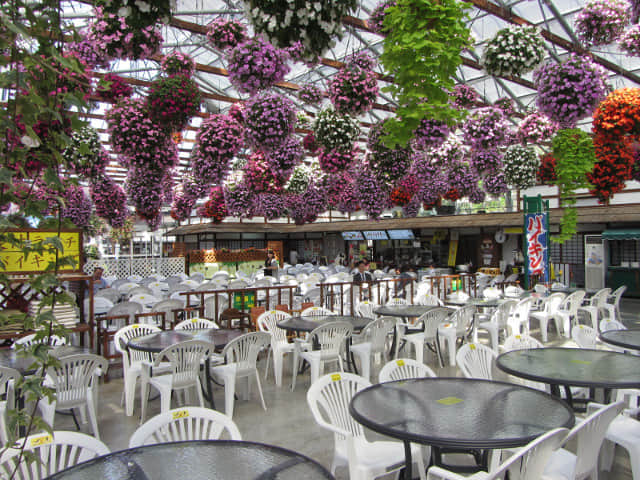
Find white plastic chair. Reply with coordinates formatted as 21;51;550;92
307;372;427;480
291;321;353;390
38;354;108;439
437;305;476;366
543;401;625;480
606;285;627;321
150;298;184;328
0;367;21;445
85;295;115;320
571;324;598;349
95;288;120;305
529;293;565;342
128;274;143;283
395;307;451;365
300;306;336;317
189;272;205;283
140;340;213;423
257;310;294;388
174;318;218;330
350;317;395;381
114;324;162;417
506;297;534;336
599;318;626;332
456;343;497;380
477;299;517;352
427;428;569;480
502;334;543;351
556;290;587;337
129;406;241;447
378;358;436;382
0;431;110;479
355;300;377;319
578;288;612;329
386;297;408;306
127;286;154;299
416;293;444;306
118;282;139;295
12;333;66;349
210;332;271;418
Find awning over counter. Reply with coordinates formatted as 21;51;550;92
602;229;640;240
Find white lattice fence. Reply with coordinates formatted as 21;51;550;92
85;257;185;279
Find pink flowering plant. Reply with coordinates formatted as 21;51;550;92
481;26;546;77
223;181;255;218
413;118;450;151
190;114;245;185
59;186;92;230
126;168;164;223
243;151;285;193
313;107;360;152
533;55;609;127
147;74;201;132
452;84;478;109
462;107;510;150
319;148;357;173
161;51;196;77
493;97;516;117
207;18;247;50
91;176;129;228
347;52;377;71
66;35;111;70
244;92;296;150
369;0;396;34
303;133;321;154
298;83;324;104
470;148;502;176
95;73;133;103
575;0;631;46
429;135;466;166
619;24;640;55
516;111;559;145
227;36;291;95
255;193;287;220
328;63;379;116
368;120;412;184
265;137;304;177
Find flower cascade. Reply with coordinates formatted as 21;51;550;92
91;176;128;228
298;84;324;104
161;51;196;77
517;112;559;145
61;185;92;229
367;120;412;184
198;187;228;223
575;0;631;46
462;107;510;150
313;107;360;153
95;73;133;103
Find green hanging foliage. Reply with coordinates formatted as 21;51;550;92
551;129;597;243
379;0;471;147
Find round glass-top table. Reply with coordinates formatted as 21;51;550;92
599;329;640;351
46;440;335;479
496;347;640;407
349;377;574;478
277;315;371;333
444;297;501;308
127;328;243;354
373;305;440;318
0;346;91;375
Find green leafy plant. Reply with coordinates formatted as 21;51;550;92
551;129;597;243
379;0;471;147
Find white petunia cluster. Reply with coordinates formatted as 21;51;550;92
481;26;546;77
502;144;540;189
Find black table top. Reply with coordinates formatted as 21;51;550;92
349;377;574;450
127;329;243;354
599;330;640;351
496;347;640;389
0;346;92;375
373;305;441;318
277;315;371;333
46;440;335;479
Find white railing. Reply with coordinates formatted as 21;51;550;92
84;257;185;279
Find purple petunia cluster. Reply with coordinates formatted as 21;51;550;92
483;172;508;195
452;84;478;109
319;148;357;173
367;120;412;184
61;185;92;229
619;24;640;55
223;182;255;218
298;83;324;104
369;0;396;34
413;118;450;151
516;111;559;145
91;176;128;228
161;51;196;77
95;73;133;103
469;148;502;176
255;193;287;220
126;168;164;221
462;107;510;150
264;137;304;178
355;165;387;219
244;92;296;150
328;63;379;116
575;0;631;46
227;36;291;95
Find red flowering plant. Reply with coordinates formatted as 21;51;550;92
592;87;640;138
243;151;286;194
147;74;201;132
161;51;196;77
328;61;379;116
198;187;228;223
207;18;247;51
538;153;558;184
95;73;133;103
190;114;244;185
588;134;634;203
390;175;421;206
319;148;357;174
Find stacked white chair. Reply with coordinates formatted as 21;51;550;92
506;297;535;336
114;324;163;417
257;310;294;388
437;305;475;366
578;288;612;329
0;367;21;444
128;274;144;283
556;290;587;337
150;298;184;328
571;324;598;349
599;318;626;332
174;318;218;330
477;299;517;351
140;340;213;422
13;333;66;348
117;282;139;295
38;354;108;439
127;286;154;298
456;343;497;380
426;428;569;480
129;406;241;447
350;317;395;381
292;321;353;390
529;292;565;342
210;332;271;417
0;431;110;478
189;272;205;283
307;372;428;480
378;358;436;382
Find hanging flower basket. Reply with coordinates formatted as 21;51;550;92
367;120;412;184
355;165;387;219
264;137;304;178
207;18;247;51
61;185;92;229
533;54;609;128
147;74;201;132
575;0;631;46
446;161;479;198
285;163;313;194
313;107;360;152
254;193;286;220
538;153;558;185
481;25;546;77
592;87;640;138
516;112;559;145
285;184;327;224
451;84;478;110
462;107;510;150
161;51;196;77
243;0;357;61
243;151;286;193
482;172;509;196
227;36;290;95
470;148;502;176
328;63;379;116
369;1;396;34
91;176;128;228
224;181;255;218
493;97;516;117
63;127;106;180
298;84;324;104
413;118;450;151
245;92;296;150
170;193;195;222
588;134;635;203
503;144;540;189
95;73;133;103
96;0;173;27
198;187;228;223
619;24;640;55
319;149;357;174
126;167;165;223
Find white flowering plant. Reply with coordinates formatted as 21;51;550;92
242;0;357;61
503;144;540;189
481;26;546;77
313;107;360;152
96;0;175;26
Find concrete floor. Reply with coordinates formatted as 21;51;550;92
52;298;640;479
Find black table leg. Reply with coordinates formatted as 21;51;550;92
403;440;413;480
204;358;216;410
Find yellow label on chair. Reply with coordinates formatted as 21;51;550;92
515;335;521;339
470;344;476;350
132;324;140;329
396;359;405;367
191;318;198;323
30;435;53;447
437;397;463;406
331;373;341;381
172;409;190;419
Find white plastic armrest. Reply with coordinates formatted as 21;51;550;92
426;466;469;480
314;417;352;439
141;360;153;378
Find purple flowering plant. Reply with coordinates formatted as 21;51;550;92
452;84;478;109
319;148;357;174
482;171;508;195
255;193;287;220
413;118;450;151
369;0;396;34
575;0;631;46
147;74;201;132
207;18;247;51
367;120;412;184
619;24;640;55
298;83;324;104
161;51;196;77
516;111;559;145
60;185;92;229
469;148;502;176
223;181;255;218
493;97;516;117
244;92;296;150
328;63;379;116
91;176;128;228
462;107;510;150
265;137;304;178
95;73;133;103
243;151;285;193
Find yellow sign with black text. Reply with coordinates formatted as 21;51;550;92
0;230;83;274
